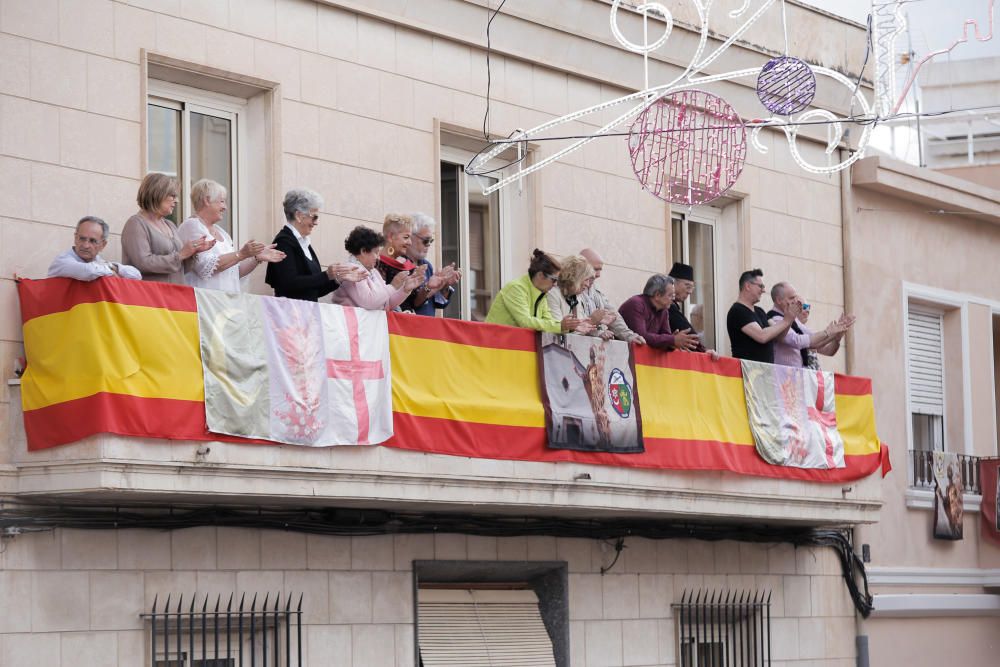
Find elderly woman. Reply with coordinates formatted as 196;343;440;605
375;213;416;288
398;212;460;315
122;172;212;283
332;226;423;311
265;188;364;301
485;249;593;333
176;179;284;292
546;255;610;338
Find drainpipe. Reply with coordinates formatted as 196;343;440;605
840;147;854;375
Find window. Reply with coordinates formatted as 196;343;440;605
440;146;513;321
414;560;567;667
675;589;771;667
907;306;945;452
147;81;245;237
672;213;718;349
418;589;555;667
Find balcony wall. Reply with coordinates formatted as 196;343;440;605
4;382;881;526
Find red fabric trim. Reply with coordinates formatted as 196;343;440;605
633;346;743;377
378;254;416;271
22;393;263;450
383;412;886;482
388;311;537;352
17;277;197;323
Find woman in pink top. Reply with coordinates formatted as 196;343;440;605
332;226;422;311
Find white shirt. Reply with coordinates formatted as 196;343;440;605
177;217;242;293
47;248;141;281
285;223;311;257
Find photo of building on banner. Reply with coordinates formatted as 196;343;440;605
538;333;643;454
933;451;964;541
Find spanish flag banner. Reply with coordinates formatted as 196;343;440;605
17;278;888;482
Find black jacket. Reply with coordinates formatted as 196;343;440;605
264;225;339;301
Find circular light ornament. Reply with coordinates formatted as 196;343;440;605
756;56;816;115
627;90;747;206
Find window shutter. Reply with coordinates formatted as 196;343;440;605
418;589;556;667
907;307;944;416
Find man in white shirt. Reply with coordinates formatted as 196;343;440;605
48;216;141;281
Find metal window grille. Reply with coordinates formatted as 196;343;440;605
144;593;303;667
675;590;771;667
909;449;982;494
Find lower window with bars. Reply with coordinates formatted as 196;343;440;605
674;589;771;667
144;592;303;667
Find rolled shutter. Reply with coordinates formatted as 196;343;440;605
418;589;556;667
907;307;944;416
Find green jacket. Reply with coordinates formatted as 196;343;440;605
485;274;562;333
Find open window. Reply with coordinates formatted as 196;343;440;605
671;211;719;349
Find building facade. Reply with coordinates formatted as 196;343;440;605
0;0;944;665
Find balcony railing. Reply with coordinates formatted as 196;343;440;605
909;449;982;495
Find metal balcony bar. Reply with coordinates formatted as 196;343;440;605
908;449;982;495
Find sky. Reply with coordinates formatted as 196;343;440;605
800;0;1000;60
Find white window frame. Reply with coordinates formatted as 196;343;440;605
439;145;515;321
901;284;973;456
906;303;946;453
671;209;721;349
146;80;247;243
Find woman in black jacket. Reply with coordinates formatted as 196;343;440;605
265;188;364;301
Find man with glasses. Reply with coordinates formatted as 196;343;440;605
400;213;460;316
48;216;141;281
667;262;707;353
726;268;800;363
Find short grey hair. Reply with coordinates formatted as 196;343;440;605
770;281;790;303
190;178;227;210
77;216;109;241
410;212;436;233
642;273;674;298
283;188;324;221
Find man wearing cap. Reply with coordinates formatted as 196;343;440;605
667;262;706;353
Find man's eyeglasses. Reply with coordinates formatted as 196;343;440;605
416;235;434;246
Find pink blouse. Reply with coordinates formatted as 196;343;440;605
330;261;410;311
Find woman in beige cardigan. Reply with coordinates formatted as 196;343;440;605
544;255;608;338
121;173;213;283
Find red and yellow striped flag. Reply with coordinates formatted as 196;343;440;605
17;278;888;482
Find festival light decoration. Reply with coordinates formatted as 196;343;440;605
756;56;816;115
468;0;997;202
628;90;747;205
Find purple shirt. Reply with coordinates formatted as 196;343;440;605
618;294;676;350
770;309;813;368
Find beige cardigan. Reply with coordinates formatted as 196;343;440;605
121;213;185;283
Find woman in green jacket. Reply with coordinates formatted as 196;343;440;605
486;249;593;334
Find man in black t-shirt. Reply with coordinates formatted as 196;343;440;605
726;268;800;363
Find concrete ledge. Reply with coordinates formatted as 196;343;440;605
871;593;1000;617
868;566;1000;587
852;155;1000;223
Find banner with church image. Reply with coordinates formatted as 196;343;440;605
538;333;643;453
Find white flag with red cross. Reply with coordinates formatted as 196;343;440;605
196;289;392;446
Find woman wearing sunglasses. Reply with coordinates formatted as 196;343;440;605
265;188;365;301
486;249;593;333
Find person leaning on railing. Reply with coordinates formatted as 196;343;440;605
264;188;365;301
121;172;210;283
485;249;594;334
546;255;603;337
177;179;285;293
331;225;423;311
48;216;141;281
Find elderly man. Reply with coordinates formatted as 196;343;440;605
618;274;700;351
726;269;800;363
667;261;714;354
578;248;644;344
768;282;854;368
400;213;461;315
48;216;140;281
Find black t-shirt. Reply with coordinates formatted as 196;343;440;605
727;302;773;363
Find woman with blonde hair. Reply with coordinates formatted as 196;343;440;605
332;226;423;310
545;255;609;338
176;179;284;292
375;213;416;290
486;250;594;334
122;172;212;283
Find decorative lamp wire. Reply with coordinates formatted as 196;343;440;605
627;90;747;206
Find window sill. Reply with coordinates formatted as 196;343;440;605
904;487;981;513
